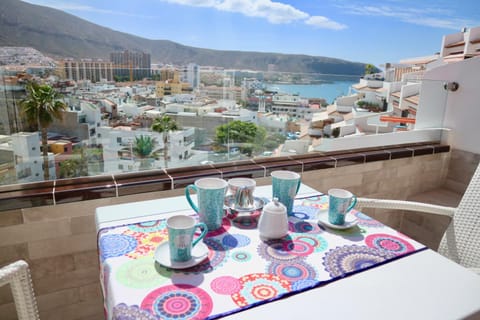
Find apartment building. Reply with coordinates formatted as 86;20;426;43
110;50;151;81
58;58;114;82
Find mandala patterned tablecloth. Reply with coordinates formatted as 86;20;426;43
98;194;426;320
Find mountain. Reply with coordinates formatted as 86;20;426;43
0;0;370;76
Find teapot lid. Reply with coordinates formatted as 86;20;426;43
264;197;286;214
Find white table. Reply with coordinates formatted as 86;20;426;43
96;184;480;320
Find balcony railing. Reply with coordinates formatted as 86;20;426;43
0;66;457;206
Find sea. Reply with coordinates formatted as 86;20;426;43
266;79;358;104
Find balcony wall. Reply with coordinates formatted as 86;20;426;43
2;147;477;320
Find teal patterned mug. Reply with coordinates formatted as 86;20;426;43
185;178;228;231
166;215;207;262
271;170;301;214
328;188;357;225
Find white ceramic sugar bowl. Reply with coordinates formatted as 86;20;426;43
258;197;288;239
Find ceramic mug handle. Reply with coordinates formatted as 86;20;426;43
185;184;199;213
347;195;357;213
192;222;208;247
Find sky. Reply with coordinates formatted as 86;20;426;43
23;0;480;68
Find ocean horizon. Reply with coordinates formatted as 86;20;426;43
267;79;358;103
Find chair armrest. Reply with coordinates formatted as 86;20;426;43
0;260;39;320
357;197;456;217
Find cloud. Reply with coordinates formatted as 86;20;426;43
163;0;345;27
23;0;153;18
305;16;347;30
341;3;477;30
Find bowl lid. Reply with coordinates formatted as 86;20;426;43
263;197;286;214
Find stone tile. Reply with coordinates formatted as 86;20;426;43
299;157;336;172
0;285;13;305
444;179;468;194
338;161;383;175
109;188;184;205
28;233;97;260
79;283;102;302
333;153;365;167
389;148;414;159
76;312;106;320
315;173;364;191
37;287;80;312
0;243;29;265
364;150;391;162
383;157;413;168
30;255;75;280
0;301;16;320
420;213;451;237
354;181;381;197
71;215;96;234
410;145;435;156
73;250;99;270
395;162;423;179
408;188;462;207
362;168;397;184
117;180;172;197
23;200;104;223
433;145;450;153
40;299;104;320
402;211;424;225
0;209;23;227
364;209;402;230
0;219;71;246
33;266;99;296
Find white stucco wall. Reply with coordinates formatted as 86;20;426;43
416;57;480;154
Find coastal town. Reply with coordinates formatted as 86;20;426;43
1;25;479;184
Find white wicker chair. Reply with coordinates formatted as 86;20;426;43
357;162;480;274
0;260;40;320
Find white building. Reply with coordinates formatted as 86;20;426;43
11;132;53;182
98;125;195;173
270;93;320;120
181;63;200;90
313;26;480;153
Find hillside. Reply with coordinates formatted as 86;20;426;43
0;0;370;75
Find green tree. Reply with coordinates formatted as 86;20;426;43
58;145;97;178
132;135;157;170
20;81;67;181
59;158;80;178
263;133;286;151
215;120;266;156
151;115;179;168
365;64;375;75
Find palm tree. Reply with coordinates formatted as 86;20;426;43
132;135;157;170
151;115;179;168
20;81;67;181
365;63;375;75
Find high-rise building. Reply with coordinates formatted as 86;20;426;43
0;70;26;135
180;63;200;89
58;59;114;82
110;50;151;81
